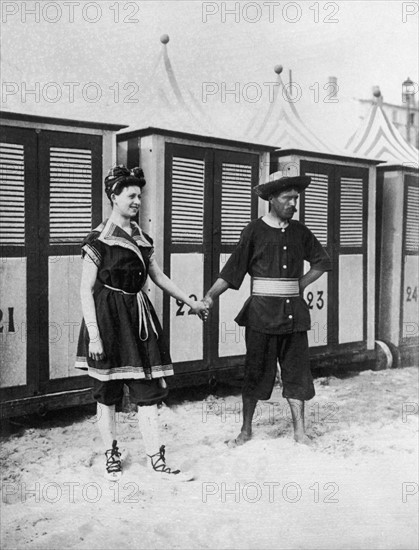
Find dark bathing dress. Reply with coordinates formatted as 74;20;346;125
75;219;173;405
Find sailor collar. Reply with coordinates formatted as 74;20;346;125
261;216;290;230
94;219;152;268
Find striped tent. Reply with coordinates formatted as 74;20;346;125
120;35;219;137
242;70;342;154
345;101;419;165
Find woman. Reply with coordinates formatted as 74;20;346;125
75;165;207;481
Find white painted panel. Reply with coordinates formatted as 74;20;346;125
339;255;363;343
170;253;203;363
378;173;404;345
303;261;328;347
402;255;419;340
49;255;84;379
218;254;249;357
0;258;27;387
366;165;376;351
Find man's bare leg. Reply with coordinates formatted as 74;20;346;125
227;396;257;447
287;398;312;445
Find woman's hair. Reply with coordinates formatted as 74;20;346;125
104;165;146;201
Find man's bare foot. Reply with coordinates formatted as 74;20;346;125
226;431;252;448
294;433;313;446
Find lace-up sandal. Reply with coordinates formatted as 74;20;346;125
105;440;122;481
147;445;194;482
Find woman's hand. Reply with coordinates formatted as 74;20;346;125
189;299;209;321
88;338;106;361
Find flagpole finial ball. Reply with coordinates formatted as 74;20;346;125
160;34;170;44
274;65;283;75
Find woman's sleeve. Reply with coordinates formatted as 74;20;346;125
218;225;253;290
81;236;103;268
141;231;155;261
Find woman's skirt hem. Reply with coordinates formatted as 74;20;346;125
75;358;174;381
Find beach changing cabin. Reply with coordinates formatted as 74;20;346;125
346;92;419;367
116;37;275;387
0;111;125;417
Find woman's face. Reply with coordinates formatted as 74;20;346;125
112;185;142;218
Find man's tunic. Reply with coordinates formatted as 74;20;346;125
219;218;332;334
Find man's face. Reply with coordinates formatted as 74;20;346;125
269;188;299;220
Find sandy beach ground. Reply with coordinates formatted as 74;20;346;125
1;366;418;550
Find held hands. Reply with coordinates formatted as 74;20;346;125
188;298;210;321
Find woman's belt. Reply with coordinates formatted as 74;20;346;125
103;284;158;341
252;277;300;297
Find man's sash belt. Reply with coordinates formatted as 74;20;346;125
103;284;158;341
252;277;300;297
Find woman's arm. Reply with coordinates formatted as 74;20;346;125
148;257;207;316
80;256;105;360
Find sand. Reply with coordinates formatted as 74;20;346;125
1;366;418;550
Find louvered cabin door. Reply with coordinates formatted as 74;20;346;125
300;161;368;350
0;127;38;400
164;144;259;377
0;127;102;400
212;150;259;369
38;131;102;393
401;176;418;343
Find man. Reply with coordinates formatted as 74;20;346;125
202;173;331;446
